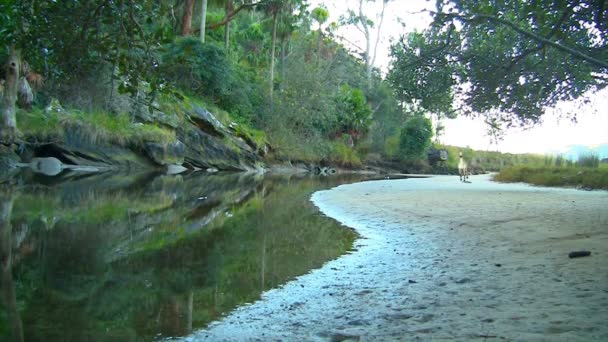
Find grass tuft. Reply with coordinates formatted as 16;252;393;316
328;142;362;168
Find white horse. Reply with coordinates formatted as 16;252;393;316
458;152;469;182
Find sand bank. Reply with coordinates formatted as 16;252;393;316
192;174;608;341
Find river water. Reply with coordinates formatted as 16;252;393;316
0;170;369;341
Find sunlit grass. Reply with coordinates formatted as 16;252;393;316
329;141;362;168
494;166;608;190
17;107;176;148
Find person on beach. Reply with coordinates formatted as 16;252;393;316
458;152;469;182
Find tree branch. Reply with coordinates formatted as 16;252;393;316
207;0;269;30
440;11;608;69
335;35;364;53
504;5;573;71
370;0;388;68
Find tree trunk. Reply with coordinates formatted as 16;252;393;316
181;0;195;36
224;1;232;49
225;22;230;49
200;0;208;43
0;188;23;342
0;47;20;143
269;11;279;111
280;35;287;90
369;0;388;88
186;290;193;332
358;0;371;88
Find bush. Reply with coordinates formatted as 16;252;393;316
328;142;362;168
384;134;400;160
334;85;372;139
399;115;433;160
161;38;264;124
162;38;234;101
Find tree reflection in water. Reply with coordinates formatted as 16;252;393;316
0;171;365;340
0;187;24;342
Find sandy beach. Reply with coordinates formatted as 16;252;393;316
192;174;608;341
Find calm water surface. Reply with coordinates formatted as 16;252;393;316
0;170;369;341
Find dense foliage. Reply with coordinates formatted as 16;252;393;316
388;0;608;127
388;29;460;119
399;115;433;160
0;0;417;163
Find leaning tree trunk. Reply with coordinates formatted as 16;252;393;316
0;47;20;143
181;0;195;36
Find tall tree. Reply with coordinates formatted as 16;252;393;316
341;0;391;88
277;6;299;86
263;0;295;109
311;6;330;60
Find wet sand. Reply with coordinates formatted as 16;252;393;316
192;174;608;341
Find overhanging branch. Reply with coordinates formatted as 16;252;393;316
437;11;608;70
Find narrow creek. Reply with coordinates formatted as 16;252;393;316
0;170;370;341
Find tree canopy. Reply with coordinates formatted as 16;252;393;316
389;0;608;126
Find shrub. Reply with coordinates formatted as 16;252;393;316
161;38;263;124
384;134;400;160
399;115;433;160
334;85;372;139
328;142;362;168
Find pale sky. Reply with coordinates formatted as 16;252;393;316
308;0;608;155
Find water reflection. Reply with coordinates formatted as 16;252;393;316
0;170;366;341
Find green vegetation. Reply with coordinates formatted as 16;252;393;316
2;1;603;167
399;115;433;160
439;145;547;172
494;166;608;190
493;151;608;190
17;107;176;148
